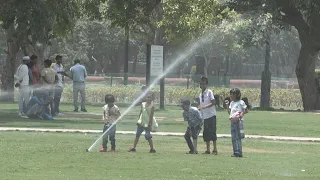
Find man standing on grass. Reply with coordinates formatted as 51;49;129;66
198;76;218;155
41;59;58;116
15;56;31;117
70;59;87;112
52;55;71;116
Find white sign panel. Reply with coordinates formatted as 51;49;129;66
150;45;163;76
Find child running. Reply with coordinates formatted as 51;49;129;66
128;92;158;153
100;94;121;152
181;98;203;154
225;88;249;157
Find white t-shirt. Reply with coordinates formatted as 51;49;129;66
15;64;29;86
199;89;216;119
52;64;64;87
229;100;247;119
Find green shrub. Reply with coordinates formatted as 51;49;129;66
61;85;302;108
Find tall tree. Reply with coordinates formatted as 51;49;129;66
240;13;275;109
228;0;320;111
0;0;79;101
85;0;161;84
162;0;237;77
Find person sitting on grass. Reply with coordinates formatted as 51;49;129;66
100;94;121;152
24;89;53;120
128;92;158;153
181;98;203;154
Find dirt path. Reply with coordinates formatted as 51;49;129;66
0;127;320;142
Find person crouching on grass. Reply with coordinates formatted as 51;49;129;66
181;98;203;154
225;88;249;158
100;94;121;152
128;92;158;153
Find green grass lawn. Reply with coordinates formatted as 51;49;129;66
1;103;320;137
1;132;320;180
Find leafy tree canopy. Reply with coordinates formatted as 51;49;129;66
228;0;320;110
0;0;80;46
84;0;161;29
161;0;237;42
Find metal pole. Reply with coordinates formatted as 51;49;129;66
160;50;165;110
146;44;151;87
124;25;129;85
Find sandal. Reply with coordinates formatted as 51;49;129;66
128;148;136;152
150;149;156;153
212;150;218;155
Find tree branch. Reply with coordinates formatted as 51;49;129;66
276;1;310;43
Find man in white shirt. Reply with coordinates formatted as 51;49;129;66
52;55;71;116
198;76;218;155
70;59;88;112
15;56;31;116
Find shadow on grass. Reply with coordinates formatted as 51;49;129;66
0;109;143;126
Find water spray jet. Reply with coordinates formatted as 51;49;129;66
86;35;212;152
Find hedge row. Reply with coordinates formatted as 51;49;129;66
61;85;302;108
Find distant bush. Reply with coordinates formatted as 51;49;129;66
61;85;302;108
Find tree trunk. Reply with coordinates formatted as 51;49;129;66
295;44;320;111
132;52;138;74
124;25;129;85
36;44;49;65
260;34;271;109
0;33;20;102
153;2;165;45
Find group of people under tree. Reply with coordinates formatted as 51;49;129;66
14;55;88;120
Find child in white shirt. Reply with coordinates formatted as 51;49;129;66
225;88;249;157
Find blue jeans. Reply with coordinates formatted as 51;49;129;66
231;122;242;156
102;123;116;149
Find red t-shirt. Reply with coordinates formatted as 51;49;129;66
32;66;40;85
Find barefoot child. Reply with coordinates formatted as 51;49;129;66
225;88;249;157
181;98;203;154
100;94;121;152
128;92;158;153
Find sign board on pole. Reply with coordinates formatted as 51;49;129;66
150;45;164;76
